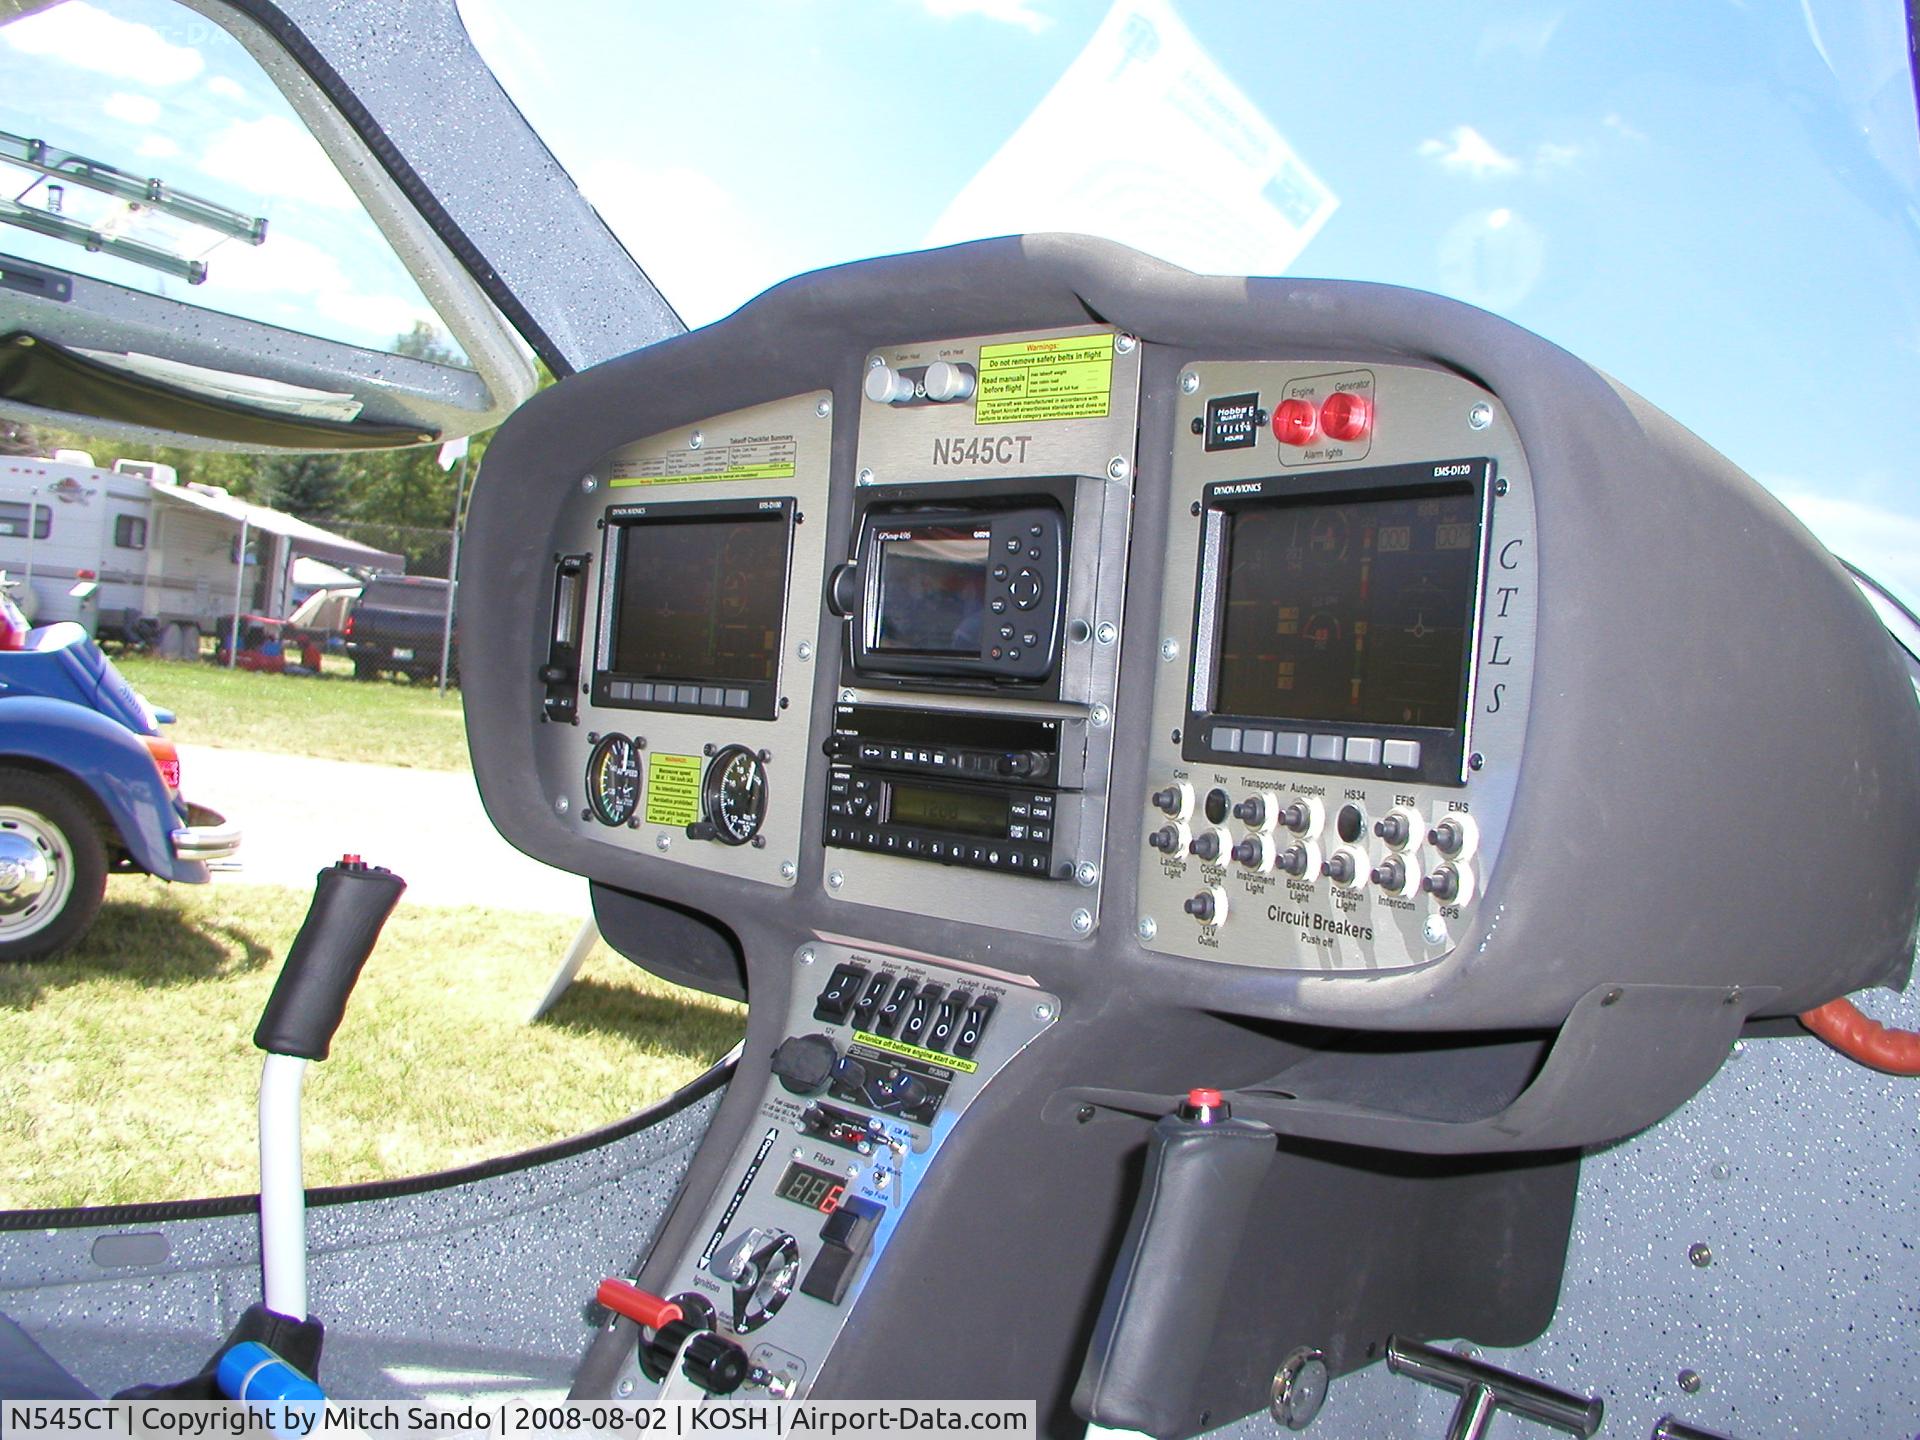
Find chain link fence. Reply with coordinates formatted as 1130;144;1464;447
320;518;464;692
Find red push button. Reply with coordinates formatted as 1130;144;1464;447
1271;397;1317;447
1320;391;1372;442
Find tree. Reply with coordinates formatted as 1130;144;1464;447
259;453;348;521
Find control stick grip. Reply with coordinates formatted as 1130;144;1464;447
1072;1106;1275;1438
253;858;405;1061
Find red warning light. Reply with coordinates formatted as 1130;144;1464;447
1320;391;1372;442
1271;397;1317;447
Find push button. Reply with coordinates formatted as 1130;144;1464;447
953;995;997;1059
874;978;917;1037
813;964;868;1024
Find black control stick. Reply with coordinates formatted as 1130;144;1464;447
1072;1089;1275;1437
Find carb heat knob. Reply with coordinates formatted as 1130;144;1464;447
770;1033;839;1096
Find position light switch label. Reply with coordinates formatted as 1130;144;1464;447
644;752;703;827
976;333;1114;424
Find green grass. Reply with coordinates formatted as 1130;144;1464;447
0;878;745;1210
112;653;472;771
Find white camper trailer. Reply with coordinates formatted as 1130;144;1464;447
0;454;401;651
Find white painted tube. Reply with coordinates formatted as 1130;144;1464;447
258;1052;309;1319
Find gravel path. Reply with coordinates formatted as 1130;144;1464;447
179;743;589;917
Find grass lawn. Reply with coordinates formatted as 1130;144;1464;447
0;878;745;1211
112;653;471;772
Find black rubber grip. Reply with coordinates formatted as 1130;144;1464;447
1072;1110;1275;1439
252;863;406;1060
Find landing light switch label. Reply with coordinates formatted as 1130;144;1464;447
976;333;1114;424
645;752;703;827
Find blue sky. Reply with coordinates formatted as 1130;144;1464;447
4;0;1917;604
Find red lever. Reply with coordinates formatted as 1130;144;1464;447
597;1278;682;1331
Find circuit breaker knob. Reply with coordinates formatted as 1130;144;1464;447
1231;795;1266;826
1189;830;1221;862
1276;843;1311;877
1322;851;1356;885
1374;814;1411;847
1152;787;1182;815
1371;855;1406;891
1148;825;1182;855
1422;864;1461;902
1183;887;1227;925
1429;820;1467;856
771;1033;840;1095
1231;836;1262;867
1278;801;1312;834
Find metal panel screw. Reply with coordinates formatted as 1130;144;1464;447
689;430;704;449
815;397;832;418
799;947;816;965
580;475;598;493
1107;456;1131;481
1710;1162;1730;1181
1468;402;1493;430
857;467;874;485
554;796;570;815
1494;476;1510;497
616;1380;634;1397
780;861;797;881
1688;1243;1712;1267
1096;621;1119;645
1075;862;1099;887
839;688;856;704
1601;988;1624;1006
797;641;813;661
1138;916;1157;941
1468;752;1485;770
867;355;886;371
1180;371;1200;395
1115;333;1137;354
1677;1370;1702;1394
1070;909;1093;935
1161;638;1179;660
655;833;671;851
1090;703;1112;728
827;870;844;890
1034;1002;1055;1021
1271;1349;1330;1431
1423;916;1447;945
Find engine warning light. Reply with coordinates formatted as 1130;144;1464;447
1320;391;1372;442
1272;397;1317;447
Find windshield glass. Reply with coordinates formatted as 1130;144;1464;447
1;0;470;365
461;0;1920;607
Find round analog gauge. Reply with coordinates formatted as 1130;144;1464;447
702;744;768;846
585;734;642;826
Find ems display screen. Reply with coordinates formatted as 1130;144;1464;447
872;526;990;655
610;512;787;683
1212;488;1480;729
887;782;1007;837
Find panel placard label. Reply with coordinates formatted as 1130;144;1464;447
611;435;798;487
644;752;704;827
976;333;1114;424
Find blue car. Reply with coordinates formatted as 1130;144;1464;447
0;580;240;962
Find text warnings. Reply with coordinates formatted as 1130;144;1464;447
976;334;1114;425
644;752;703;827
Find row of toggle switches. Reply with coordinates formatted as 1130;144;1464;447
814;962;997;1059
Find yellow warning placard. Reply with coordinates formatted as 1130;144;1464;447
975;333;1114;425
644;752;703;828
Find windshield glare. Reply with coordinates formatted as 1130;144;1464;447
462;0;1920;608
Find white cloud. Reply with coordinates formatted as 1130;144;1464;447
3;1;202;85
201;229;432;348
199;115;357;211
1774;489;1920;610
103;91;161;126
1534;141;1580;169
205;74;246;102
1417;125;1520;180
1603;112;1647;143
919;0;1050;32
136;135;180;159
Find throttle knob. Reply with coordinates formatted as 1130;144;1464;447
770;1033;839;1095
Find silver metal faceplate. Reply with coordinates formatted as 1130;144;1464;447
1137;362;1537;972
825;329;1140;939
617;942;1058;1402
533;393;833;889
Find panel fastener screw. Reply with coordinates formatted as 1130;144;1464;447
1138;916;1158;941
1270;1349;1330;1431
580;475;597;493
1468;752;1484;771
797;641;813;661
827;870;844;890
1494;476;1510;497
1090;703;1112;728
1076;1104;1096;1123
1423;916;1447;945
839;688;856;703
867;355;886;371
1601;987;1624;1006
1688;1243;1712;1267
617;1380;634;1397
1034;1002;1055;1020
1161;638;1179;660
799;947;815;965
1678;1369;1702;1394
780;861;797;881
1096;621;1119;645
1070;909;1093;935
816;397;832;418
1468;402;1493;430
1115;333;1137;354
654;833;671;851
1107;456;1131;481
554;796;570;815
1180;371;1200;394
1075;862;1099;887
857;467;874;485
689;430;704;449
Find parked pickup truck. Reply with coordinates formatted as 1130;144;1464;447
0;579;240;961
344;573;456;684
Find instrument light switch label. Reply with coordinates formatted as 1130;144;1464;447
645;752;704;827
976;333;1114;424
